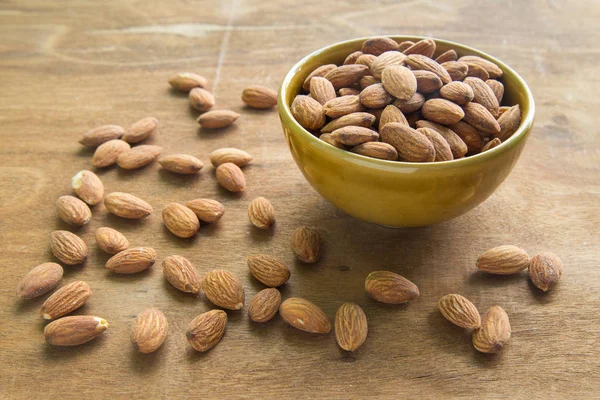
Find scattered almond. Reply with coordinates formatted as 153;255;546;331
242;85;277;109
16;263;63;300
247;254;290;287
56;195;92;226
105;247;157;274
189;87;215;112
248;197;275;229
162;203;200;238
529;252;563;292
44;315;108;346
71;170;104;206
476;245;530;275
279;297;331;333
197;110;240;129
41;280;91;320
50;230;88;265
104;192;152;219
117;145;162;170
472;306;511;353
168;72;209;92
291;226;323;263
216;162;246;192
248;288;281;323
79;125;124;148
122;117;158;144
335;302;368;351
95;227;129;254
438;294;481;329
202;269;245;310
131;308;168;353
163;255;201;295
365;271;420;304
185;198;225;223
209;148;252;167
92;139;131;168
158;154;204;174
186;310;227;352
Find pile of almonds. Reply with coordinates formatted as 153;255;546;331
291;37;522;162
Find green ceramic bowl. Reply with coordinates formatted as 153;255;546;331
278;36;534;227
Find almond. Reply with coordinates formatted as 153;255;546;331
106;247;157;274
447;121;484;154
439;81;474;105
459;55;503;79
338;87;361;96
162;255;201;294
185;199;225;223
247;254;290;287
197;110;240;129
323;95;365;118
482;137;501;152
496;105;521;141
330;126;379;146
462;102;501;135
472;306;511;353
360;75;379;89
371;51;406;79
291;226;323;263
334;302;368;351
16;263;63;300
381;65;417;101
216;162;246;192
416;120;468;158
351;141;398;161
355;54;377;68
320;133;345;149
50;230;88;265
435;49;457;63
324;64;368;89
309;77;337;105
291;95;326;130
417;127;453;162
476;245;530;275
365;271;420;304
158;154;204;174
79;125;124;148
441;61;469;81
421;98;465;125
529;252;563;292
463;77;500;117
486;79;504;103
116;145;162;170
95;227;129;254
44;316;108;346
248;288;281;323
130;308;168;353
405;54;451;84
41;281;91;320
393;92;425;113
122;117;158;144
498;106;511;117
162;203;200;238
104;192;152;219
438;294;481;329
303;64;337;92
189;88;215;111
343;50;363;65
361;36;399;56
56;195;92;226
397;40;415;52
320;112;375;134
92;139;131;168
380;122;435;162
242;85;278;109
248;197;275;229
202;269;245;310
402;39;436;58
71;170;104;206
168;72;209;92
466;63;489;80
186;310;227;352
359;83;394;109
279;297;331;333
412;70;443;93
379;104;408;131
209;148;252;167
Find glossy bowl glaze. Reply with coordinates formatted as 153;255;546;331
278;36;534;227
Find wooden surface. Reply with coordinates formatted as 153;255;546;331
1;1;599;399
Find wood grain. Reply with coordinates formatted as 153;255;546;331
1;1;599;399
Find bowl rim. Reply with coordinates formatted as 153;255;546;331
278;35;535;169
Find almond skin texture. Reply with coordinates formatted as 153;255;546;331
529;252;563;292
291;95;325;130
459;55;503;79
379;104;408;130
343;50;363;65
185;199;225;223
187;310;227;352
56;195;92;226
79;125;124;148
242;85;277;109
405;54;451;84
122;117;158;144
447;121;484;154
435;49;457;64
202;269;245;310
335;302;368;352
71;170;104;206
104;192;152;219
351;142;398;161
422;98;465;125
95;227;129;254
371;51;406;79
416;120;468;158
131;308;168;353
361;36;399;56
279;297;331;334
50;230;88;265
486;79;504;103
442;61;469;81
466;64;490;80
189;87;215;112
16;263;63;300
247;254;290;287
216;162;246;192
412;70;443;94
303;64;337;92
92;139;131;168
309;77;336;105
338;87;361;96
41;281;91;320
323;95;365;119
417;127;453;162
381;65;417;101
397;40;415;52
158;154;204;174
438;294;481;329
359;75;379;89
44;316;108;346
365;271;420;304
440;81;474;105
320;112;376;134
496;105;522;141
106;247;157;274
380;122;435;162
324;64;368;89
162;203;200;238
291;226;323;263
359;83;394;109
248;197;275;229
476;245;530;275
402;39;436;57
394;92;425;113
463;77;500;117
117;145;162;170
209;148;252;168
320;133;345;149
482;138;501;152
163;255;201;294
168;72;209;92
248;288;281;323
330;126;379;146
197;110;240;129
472;306;511;353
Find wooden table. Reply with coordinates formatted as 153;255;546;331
1;1;598;398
